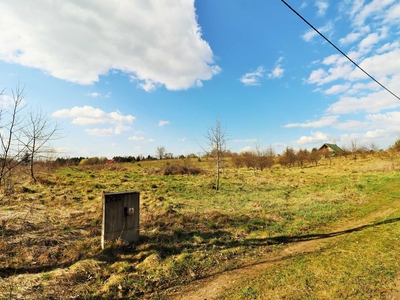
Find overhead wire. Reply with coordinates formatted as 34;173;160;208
281;0;400;101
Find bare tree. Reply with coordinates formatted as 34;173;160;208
0;85;62;187
296;148;309;168
0;85;27;186
279;147;296;167
156;146;166;160
20;106;60;183
203;118;228;191
255;144;275;171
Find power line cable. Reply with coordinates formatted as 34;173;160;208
281;0;400;101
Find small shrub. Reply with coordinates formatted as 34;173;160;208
149;162;205;175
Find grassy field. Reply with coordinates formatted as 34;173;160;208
0;154;399;299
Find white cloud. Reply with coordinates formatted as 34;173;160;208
353;0;395;26
158;120;170;127
285;115;339;128
268;65;285;79
322;54;341;65
138;80;159;93
377;42;400;53
315;1;329;17
129;136;145;141
128;136;155;143
88;92;100;98
323;83;351;94
346;81;383;95
326;87;400;115
386;3;400;22
240;146;253;153
302;21;333;42
332;120;368;130
52;106;135;135
233;139;258;143
240;66;265;86
52;106;135;125
0;1;220;91
302;30;319;42
339;32;361;45
364;129;388;138
351;48;400;80
307;63;354;85
293;131;330;145
85;128;114;136
358;27;388;53
365;111;400;129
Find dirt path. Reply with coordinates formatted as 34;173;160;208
168;207;399;300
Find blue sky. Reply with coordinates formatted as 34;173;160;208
1;0;400;158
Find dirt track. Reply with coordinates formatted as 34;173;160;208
167;207;399;300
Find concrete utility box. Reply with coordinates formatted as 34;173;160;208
101;191;140;249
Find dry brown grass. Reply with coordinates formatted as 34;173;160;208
0;154;399;299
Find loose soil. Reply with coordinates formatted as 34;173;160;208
168;205;399;300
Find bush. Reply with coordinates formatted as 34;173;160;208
389;138;400;152
152;162;205;175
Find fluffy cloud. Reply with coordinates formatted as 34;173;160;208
158;120;170;127
284;115;339;128
268;65;285;79
377;42;400;53
326;92;400;114
315;1;329;17
293;131;330;145
88;92;100;98
302;21;333;42
53;106;135;125
0;1;220;91
339;32;361;45
85;128;114;137
128;136;155;143
240;146;253;153
240;66;265;86
358;27;388;53
267;57;285;79
129;136;145;141
386;3;400;22
352;0;395;26
307;63;354;85
352;49;400;79
332;120;368;130
323;83;351;95
52;106;135;135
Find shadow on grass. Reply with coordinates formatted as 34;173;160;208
270;217;400;244
1;212;399;279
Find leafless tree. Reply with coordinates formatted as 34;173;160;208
203;118;228;191
156;146;166;160
279;147;296;167
0;84;61;186
255;144;275;171
0;85;27;186
20;106;61;183
296;148;309;168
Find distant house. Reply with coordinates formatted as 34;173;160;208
318;143;342;155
